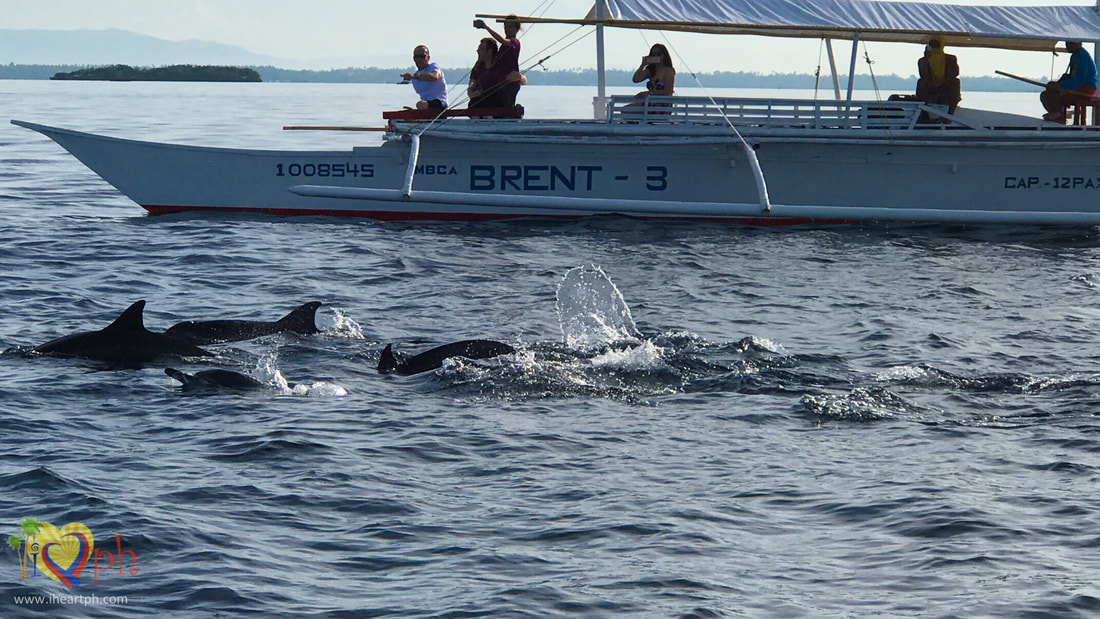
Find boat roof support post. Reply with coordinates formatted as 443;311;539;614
825;38;842;101
1094;2;1100;67
593;0;608;120
846;32;860;103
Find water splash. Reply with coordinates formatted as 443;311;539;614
315;306;365;339
734;335;787;355
590;340;665;370
555;265;641;350
286;380;349;397
255;352;347;397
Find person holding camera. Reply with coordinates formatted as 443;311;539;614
633;44;676;98
473;15;524;107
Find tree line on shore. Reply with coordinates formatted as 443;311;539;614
50;64;261;82
0;63;1036;91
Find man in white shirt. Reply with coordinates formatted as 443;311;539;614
401;45;447;110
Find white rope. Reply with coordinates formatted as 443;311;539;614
654;32;772;213
862;41;883;102
814;37;825;103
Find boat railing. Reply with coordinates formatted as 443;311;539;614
607;95;944;130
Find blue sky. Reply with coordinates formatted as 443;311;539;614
5;0;1088;79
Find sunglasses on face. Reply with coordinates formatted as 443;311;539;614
414;54;428;59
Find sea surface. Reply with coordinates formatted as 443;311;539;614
1;80;1099;617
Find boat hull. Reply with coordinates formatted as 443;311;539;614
15;119;1100;225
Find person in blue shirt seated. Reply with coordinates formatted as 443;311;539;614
1041;41;1098;124
401;45;447;110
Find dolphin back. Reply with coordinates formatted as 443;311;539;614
33;300;211;364
378;340;514;376
34;300;149;355
165;301;322;345
423;340;515;363
455;340;515;359
166;367;263;391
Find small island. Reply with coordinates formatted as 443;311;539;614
51;64;261;82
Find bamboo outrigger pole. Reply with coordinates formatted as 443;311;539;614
996;69;1100;103
994;70;1048;88
594;0;607;119
283;126;389;131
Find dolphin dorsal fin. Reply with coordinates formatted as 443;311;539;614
276;301;322;334
377;344;399;374
104;300;147;332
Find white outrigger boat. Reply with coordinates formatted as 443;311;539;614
14;0;1100;225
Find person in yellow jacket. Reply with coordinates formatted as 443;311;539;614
916;37;961;115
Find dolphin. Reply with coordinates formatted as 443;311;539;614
165;368;264;392
32;300;213;365
377;340;515;375
163;301;322;345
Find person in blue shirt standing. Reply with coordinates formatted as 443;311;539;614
1041;41;1098;124
402;45;447;110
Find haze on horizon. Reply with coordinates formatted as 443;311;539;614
2;0;1087;80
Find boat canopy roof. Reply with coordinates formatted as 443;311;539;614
480;0;1100;51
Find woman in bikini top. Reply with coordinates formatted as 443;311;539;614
633;43;676;98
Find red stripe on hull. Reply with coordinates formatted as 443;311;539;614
142;204;535;222
140;204;853;226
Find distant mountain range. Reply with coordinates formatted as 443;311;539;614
0;28;386;68
0;28;289;66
